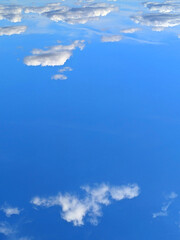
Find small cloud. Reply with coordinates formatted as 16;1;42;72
151;27;165;32
1;206;21;217
51;74;67;80
101;35;122;42
31;183;140;226
121;28;141;34
0;26;27;36
59;66;73;73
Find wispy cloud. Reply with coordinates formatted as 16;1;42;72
59;66;73;73
0;222;15;236
153;192;178;218
121;27;141;34
31;183;140;226
1;205;21;217
51;74;67;80
101;35;122;42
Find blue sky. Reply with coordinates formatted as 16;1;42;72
1;0;180;240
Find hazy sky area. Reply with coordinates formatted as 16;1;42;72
1;1;180;240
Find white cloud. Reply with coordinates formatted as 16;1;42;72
121;28;141;34
51;74;67;80
1;206;21;217
25;3;118;24
24;40;85;67
153;192;178;218
0;5;23;22
101;35;122;42
0;26;27;36
31;183;140;226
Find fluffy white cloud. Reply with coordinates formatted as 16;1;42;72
0;5;23;22
31;183;140;226
153;192;178;218
0;26;27;36
1;206;21;217
101;35;122;42
25;3;118;24
24;40;85;67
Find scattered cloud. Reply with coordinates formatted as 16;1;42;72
0;26;27;36
153;192;178;218
31;183;140;226
25;2;118;25
0;222;31;240
101;35;122;42
24;40;85;67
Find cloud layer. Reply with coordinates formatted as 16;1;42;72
31;183;140;226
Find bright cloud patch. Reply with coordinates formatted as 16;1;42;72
31;183;140;226
101;35;122;42
0;26;27;36
24;40;85;67
25;3;117;24
0;5;23;22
